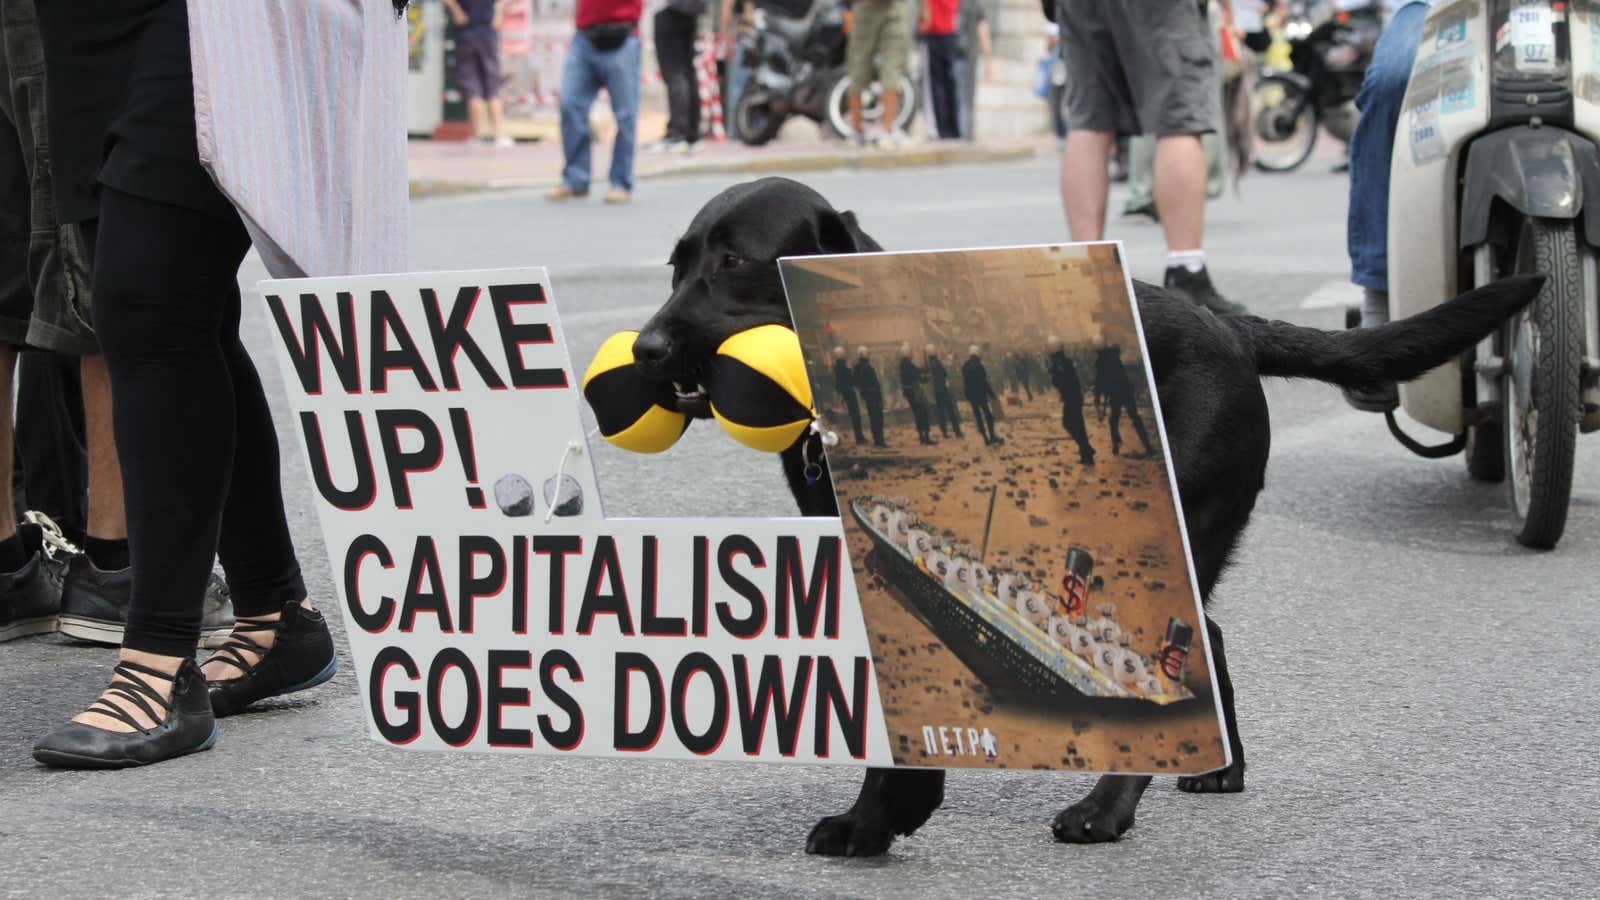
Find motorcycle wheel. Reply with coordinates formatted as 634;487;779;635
826;72;917;139
1501;218;1583;549
1250;73;1318;173
734;89;785;147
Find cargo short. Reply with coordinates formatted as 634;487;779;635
0;0;97;354
1058;0;1219;137
847;0;909;95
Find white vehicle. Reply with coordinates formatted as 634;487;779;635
1386;0;1600;548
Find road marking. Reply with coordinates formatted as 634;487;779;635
1299;280;1362;310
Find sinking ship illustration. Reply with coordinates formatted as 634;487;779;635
851;498;1193;706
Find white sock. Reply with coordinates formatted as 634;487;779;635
1166;249;1206;273
1361;288;1390;328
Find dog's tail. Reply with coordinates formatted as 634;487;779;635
1228;275;1545;388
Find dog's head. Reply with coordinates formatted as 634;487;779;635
634;177;879;417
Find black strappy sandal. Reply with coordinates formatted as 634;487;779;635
204;600;337;718
32;658;217;769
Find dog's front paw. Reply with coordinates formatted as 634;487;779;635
1051;799;1134;844
1176;760;1245;794
806;810;895;857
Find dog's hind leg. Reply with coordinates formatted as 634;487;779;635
1176;615;1246;793
805;767;947;857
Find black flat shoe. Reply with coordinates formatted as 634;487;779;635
205;601;337;718
32;659;217;769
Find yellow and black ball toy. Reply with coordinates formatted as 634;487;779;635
707;324;816;453
582;331;690;454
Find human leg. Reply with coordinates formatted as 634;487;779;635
654;9;697;143
558;36;603;194
844;392;865;441
1347;1;1427;298
1061;130;1114;241
1123;134;1155;213
1152;133;1207;251
80;353;124;543
602;35;641;193
15;351;87;536
845;0;886;136
926;34;959;139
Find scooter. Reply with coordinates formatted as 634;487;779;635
732;0;916;146
1251;0;1382;171
1387;0;1600;549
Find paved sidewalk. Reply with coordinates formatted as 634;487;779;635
408;133;1043;196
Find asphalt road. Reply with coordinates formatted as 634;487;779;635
3;156;1597;899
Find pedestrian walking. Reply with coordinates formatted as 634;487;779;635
961;345;1001;446
853;346;887;447
546;0;643;204
443;0;514;146
1093;342;1153;457
925;344;962;437
831;346;867;442
845;0;910;145
1052;0;1246;316
898;342;935;444
1046;335;1094;465
29;0;406;768
918;0;961;140
649;0;708;154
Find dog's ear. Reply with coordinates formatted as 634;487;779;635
814;208;880;254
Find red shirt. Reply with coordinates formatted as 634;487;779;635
576;0;642;28
922;0;958;36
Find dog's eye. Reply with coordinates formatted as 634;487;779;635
720;253;746;270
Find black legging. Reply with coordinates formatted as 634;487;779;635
92;187;304;657
653;8;700;144
925;33;961;139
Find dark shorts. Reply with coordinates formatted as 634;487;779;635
0;0;96;353
34;0;233;228
1059;0;1218;136
453;31;501;101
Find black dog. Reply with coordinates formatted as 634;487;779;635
633;176;1542;855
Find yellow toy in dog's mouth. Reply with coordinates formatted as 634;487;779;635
707;324;816;453
582;331;691;454
583;324;816;455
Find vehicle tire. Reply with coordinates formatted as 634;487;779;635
734;89;785;146
826;72;917;139
1502;218;1583;549
1250;73;1318;173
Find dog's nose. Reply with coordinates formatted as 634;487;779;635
633;331;671;369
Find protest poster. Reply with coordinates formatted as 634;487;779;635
259;255;1227;774
779;244;1228;771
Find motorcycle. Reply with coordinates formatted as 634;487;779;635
732;0;916;146
1251;0;1382;171
1386;0;1600;549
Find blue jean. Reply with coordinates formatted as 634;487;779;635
1347;1;1427;292
558;32;640;194
724;42;750;141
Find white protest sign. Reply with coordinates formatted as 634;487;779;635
259;262;1227;774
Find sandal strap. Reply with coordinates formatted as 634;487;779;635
83;661;178;733
203;616;282;677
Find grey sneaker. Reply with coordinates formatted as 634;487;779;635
59;556;234;648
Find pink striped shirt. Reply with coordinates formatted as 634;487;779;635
188;0;409;279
